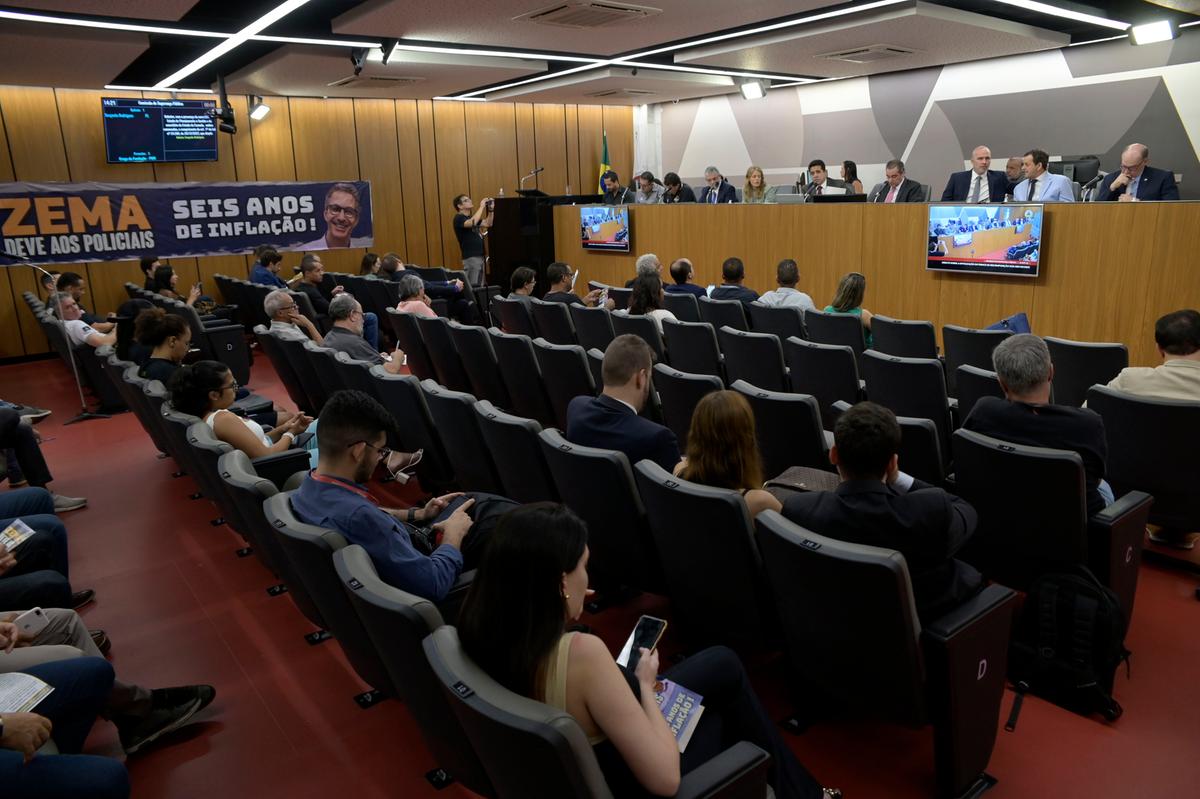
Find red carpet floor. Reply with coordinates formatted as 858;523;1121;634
1;354;1197;798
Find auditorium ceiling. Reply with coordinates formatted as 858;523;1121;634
0;0;1195;104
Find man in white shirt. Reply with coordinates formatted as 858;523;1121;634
50;294;116;348
757;259;816;312
264;289;323;344
1103;309;1200;403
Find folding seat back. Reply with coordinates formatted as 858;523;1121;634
747;302;805;342
605;286;632;311
255;325;315;414
662;290;700;322
159;404;206;477
365;278;400;324
610;312;667;363
446;323;510;406
754;512;1018;799
407;265;450;282
277;335;329;412
488;328;556;427
804;308;866;357
532;339;595;430
171;300;252;386
830;400;945;485
785;337;861;430
861;351;953;469
339;274;374;308
632;460;773;646
473;400;557;503
332;351;383;399
660;319;722;378
244;282;274;329
872;315;938;359
367;367;456;491
184;421;253;537
302;340;348;398
955;365;1004;423
491;296;538;338
717;326;788;392
333;548;494;796
1045;336;1128;407
586;348;605;393
698;296;748;331
729;381;827;477
118;364;171;454
529;299;576;345
651;364;722;448
539;429;664;593
414;315;473;393
385;308;437;382
567;304;614;353
420;381;504;494
289;289;324;328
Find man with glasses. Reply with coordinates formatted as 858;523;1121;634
1095;143;1179;202
291;390;518;601
265;289;323;344
295;255;380;348
298;183;371;250
49;294;116;349
322;294;404;374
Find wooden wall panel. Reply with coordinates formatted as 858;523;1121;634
602;105;633;181
432;101;469;269
416;101;445;268
354;98;406;259
859;205;940;325
395;100;428;266
1134;203;1200;366
0;86;70;181
576;105;604;194
565;105;581;194
534;104;569;197
464;102;518;200
249;95;296;181
514;103;537;192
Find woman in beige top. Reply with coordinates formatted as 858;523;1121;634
458;504;837;798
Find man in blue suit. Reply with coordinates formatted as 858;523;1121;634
1095;143;1179;202
1012;149;1075;202
698;166;738;204
941;145;1009;203
565;335;682;474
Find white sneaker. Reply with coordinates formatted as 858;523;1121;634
52;494;88;512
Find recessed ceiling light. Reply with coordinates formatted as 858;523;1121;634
739;80;766;100
0;9;225;37
373;44;599;64
990;0;1129;31
1130;20;1176;45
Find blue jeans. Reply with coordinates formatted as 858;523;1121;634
0;488;68;577
0;658;129;798
363;311;380;351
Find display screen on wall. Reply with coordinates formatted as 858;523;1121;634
101;97;218;164
927;203;1043;278
580;204;631;252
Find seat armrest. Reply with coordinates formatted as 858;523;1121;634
1088;490;1153;620
435;568;476;625
923;584;1017;643
252;449;312;489
673;741;771;799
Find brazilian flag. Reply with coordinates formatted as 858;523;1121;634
598;130;611;193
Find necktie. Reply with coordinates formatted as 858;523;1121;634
814;184;822;196
710;187;717;204
1028;179;1037;201
885;184;898;203
970;175;982;203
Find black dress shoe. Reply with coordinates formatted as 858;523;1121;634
71;589;95;609
90;629;111;656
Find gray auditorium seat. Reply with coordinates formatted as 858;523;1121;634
567;304;615;354
532;339;595;430
419;380;504;494
942;325;1011;397
698;296;748;331
652;364;722;448
473;400;557;504
730;381;828;478
785;337;863;431
1044;336;1128;407
661;319;722;379
717;326;788;392
872;315;938;359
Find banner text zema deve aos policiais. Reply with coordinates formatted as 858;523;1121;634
0;180;373;265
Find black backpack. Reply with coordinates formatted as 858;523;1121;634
1006;568;1130;723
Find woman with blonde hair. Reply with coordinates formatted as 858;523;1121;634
742;165;778;204
824;271;874;348
676;390;781;517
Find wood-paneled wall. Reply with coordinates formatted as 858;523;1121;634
553;202;1200;367
0;85;634;359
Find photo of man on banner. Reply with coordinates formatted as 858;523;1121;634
297;182;373;250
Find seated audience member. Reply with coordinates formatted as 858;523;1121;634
0;486;91;611
151;265;201;307
55;273;112;330
677;391;781;518
360;252;381;276
566;335;681;473
50;293;116;349
824;272;873;348
508;266;536;301
0;419;86;513
660;172;696;204
624;252;662;288
0;610;215;755
758;259;816;312
396;274;436;318
379;253;473;322
1095;143;1179;202
664;258;706;298
635;171;664;204
710;257;759;307
1011;149;1074;202
134;308;192;384
963;334;1112;517
543;262;615;309
1104;309;1200;401
698;165;738;204
868;159;925;203
297;254;379;348
140;255;160;291
292;390;516;601
622;273;676;334
457;503;837;799
265;289;323;344
601;170;633;205
322;294;405;373
743;165;778;204
783;402;983;624
941;145;1007;203
841;161;864;195
0;657;130;797
169;361;319;466
249;247;297;288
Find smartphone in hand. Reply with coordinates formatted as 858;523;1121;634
617;615;667;674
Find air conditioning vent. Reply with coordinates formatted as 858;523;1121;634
818;44;917;63
328;75;423;88
584;88;658;99
515;2;661;28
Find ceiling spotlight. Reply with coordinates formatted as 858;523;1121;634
1130;20;1176;45
249;96;271;120
739;78;768;100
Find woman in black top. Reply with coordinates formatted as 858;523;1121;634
153;265;201;307
135;308;190;384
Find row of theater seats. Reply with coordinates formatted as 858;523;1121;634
21;291;126;413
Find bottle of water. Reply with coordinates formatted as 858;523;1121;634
498;187;505;197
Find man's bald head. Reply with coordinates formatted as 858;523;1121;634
1005;157;1023;181
971;146;992;174
1119;143;1150;178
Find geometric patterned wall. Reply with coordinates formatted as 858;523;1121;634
659;29;1200;198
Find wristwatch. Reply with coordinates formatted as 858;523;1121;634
406;508;419;523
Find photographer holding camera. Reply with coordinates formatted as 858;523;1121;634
452;194;494;287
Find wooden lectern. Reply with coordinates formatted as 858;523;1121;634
489;192;602;295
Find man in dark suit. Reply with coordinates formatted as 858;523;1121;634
565;334;681;474
664;257;707;298
868;160;926;203
941;145;1009;203
697;166;738;204
1095;143;1180;202
781;402;982;624
661;172;696;203
709;257;759;307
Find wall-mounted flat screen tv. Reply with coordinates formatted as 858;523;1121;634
102;97;218;164
927;203;1044;278
580;204;631;252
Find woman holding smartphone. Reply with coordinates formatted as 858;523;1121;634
458;503;838;799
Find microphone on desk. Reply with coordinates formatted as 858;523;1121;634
1080;174;1103;191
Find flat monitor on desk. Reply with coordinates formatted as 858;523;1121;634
811;193;866;204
